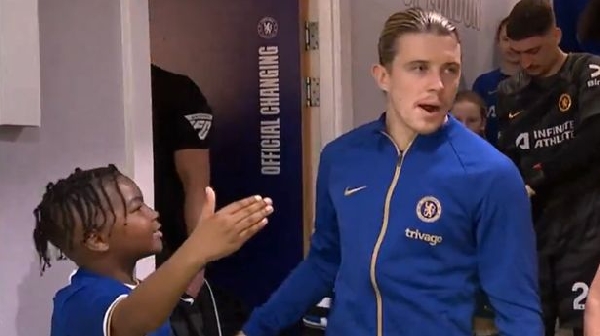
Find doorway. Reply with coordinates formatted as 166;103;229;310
148;0;311;316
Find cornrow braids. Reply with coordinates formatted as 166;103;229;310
33;164;127;275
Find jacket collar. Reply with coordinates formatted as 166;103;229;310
371;112;454;142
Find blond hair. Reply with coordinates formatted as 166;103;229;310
378;8;459;69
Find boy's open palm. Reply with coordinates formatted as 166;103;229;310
192;187;273;262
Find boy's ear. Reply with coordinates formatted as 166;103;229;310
84;230;110;252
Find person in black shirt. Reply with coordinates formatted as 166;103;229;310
153;64;258;336
151;64;212;295
496;1;600;335
579;1;600;334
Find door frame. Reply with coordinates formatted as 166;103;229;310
301;0;354;252
123;0;355;274
120;0;156;279
317;0;354;147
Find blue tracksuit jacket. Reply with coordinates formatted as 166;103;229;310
243;115;543;336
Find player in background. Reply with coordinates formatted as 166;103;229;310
496;1;600;335
580;0;600;334
472;17;520;147
451;90;487;138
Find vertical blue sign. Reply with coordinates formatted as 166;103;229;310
203;1;304;310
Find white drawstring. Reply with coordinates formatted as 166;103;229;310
203;279;223;336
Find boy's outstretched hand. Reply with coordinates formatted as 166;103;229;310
191;187;273;262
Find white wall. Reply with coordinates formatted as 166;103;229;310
0;1;152;335
349;0;520;126
0;0;40;126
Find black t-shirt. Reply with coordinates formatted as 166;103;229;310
151;64;213;255
497;53;600;210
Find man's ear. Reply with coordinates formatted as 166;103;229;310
371;63;391;93
83;231;110;252
553;27;562;45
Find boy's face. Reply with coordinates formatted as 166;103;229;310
452;100;485;135
372;32;461;135
498;24;519;64
82;176;163;260
109;176;163;259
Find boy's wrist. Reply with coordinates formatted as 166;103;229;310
176;238;209;270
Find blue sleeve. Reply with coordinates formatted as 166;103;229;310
66;285;128;336
243;148;341;336
476;159;544;336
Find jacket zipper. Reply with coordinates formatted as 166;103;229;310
369;132;412;336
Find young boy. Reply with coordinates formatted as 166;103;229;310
451;90;487;137
33;164;273;335
471;17;520;147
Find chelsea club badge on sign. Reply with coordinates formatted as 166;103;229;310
257;17;278;39
416;196;442;223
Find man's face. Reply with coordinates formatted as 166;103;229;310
498;25;519;64
372;32;461;135
509;28;561;76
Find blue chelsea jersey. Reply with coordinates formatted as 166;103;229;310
472;69;510;146
50;269;172;336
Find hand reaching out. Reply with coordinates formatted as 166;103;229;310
190;187;274;263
